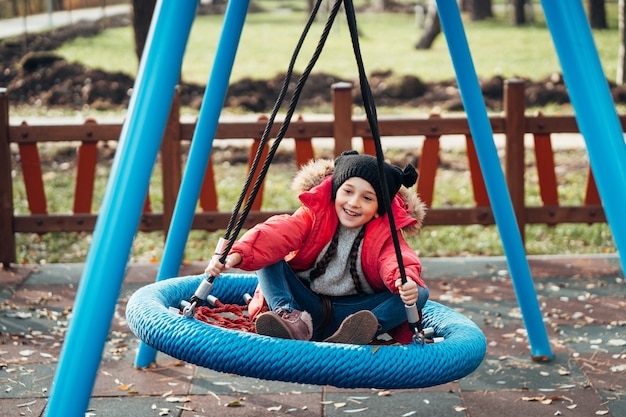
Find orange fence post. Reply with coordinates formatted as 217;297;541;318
332;82;354;156
504;79;526;241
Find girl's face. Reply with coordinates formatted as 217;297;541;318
334;177;379;228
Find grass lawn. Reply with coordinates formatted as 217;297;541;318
56;6;622;88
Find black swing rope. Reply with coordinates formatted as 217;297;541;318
188;0;426;341
342;0;425;338
219;0;341;248
184;0;343;312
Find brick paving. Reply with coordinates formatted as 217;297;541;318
0;254;624;417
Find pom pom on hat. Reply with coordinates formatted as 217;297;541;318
332;150;418;215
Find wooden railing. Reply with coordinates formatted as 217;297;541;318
0;79;608;266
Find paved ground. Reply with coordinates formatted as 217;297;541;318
0;254;624;417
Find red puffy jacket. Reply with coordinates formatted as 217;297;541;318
230;160;427;343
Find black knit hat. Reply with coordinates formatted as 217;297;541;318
332;150;418;215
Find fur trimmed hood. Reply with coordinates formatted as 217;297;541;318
290;158;427;236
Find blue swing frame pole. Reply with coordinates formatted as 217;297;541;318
134;0;250;368
542;0;626;273
435;0;553;359
44;1;197;416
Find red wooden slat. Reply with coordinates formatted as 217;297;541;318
584;167;601;205
244;116;270;211
246;137;269;211
18;139;47;214
466;136;490;207
416;136;440;208
533;133;559;206
143;194;152;213
294;115;315;167
73;141;98;213
361;136;376;156
200;155;218;211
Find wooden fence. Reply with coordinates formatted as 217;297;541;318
0;79;608;267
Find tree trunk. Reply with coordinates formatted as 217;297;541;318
513;0;525;25
458;0;471;12
415;0;441;50
132;0;157;62
10;0;19;16
588;0;607;29
618;0;626;84
471;0;492;21
512;0;534;26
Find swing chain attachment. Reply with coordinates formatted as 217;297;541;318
414;326;436;345
179;238;230;318
181;276;215;317
405;303;435;345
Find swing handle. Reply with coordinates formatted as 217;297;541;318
180;238;230;317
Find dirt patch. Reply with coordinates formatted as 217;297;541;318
2;13;626;113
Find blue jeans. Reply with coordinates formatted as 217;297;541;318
256;260;429;341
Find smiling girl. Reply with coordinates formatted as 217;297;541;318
205;151;429;344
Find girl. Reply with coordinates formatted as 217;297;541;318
205;150;428;344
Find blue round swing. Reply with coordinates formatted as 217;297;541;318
128;0;486;389
126;273;486;389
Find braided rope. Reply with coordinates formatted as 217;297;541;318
194;303;255;333
126;274;487;389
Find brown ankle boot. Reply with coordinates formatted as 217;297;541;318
255;309;313;341
323;310;378;345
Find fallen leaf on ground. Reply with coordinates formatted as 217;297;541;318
607;339;626;347
165;396;191;403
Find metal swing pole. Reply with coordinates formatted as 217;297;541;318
134;0;250;368
45;1;198;416
542;0;626;273
436;0;553;360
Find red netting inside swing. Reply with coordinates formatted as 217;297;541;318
194;301;257;333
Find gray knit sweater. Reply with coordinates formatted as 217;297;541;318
297;225;375;296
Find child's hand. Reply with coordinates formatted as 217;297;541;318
205;253;241;277
395;278;418;305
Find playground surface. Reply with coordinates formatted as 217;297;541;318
0;254;624;417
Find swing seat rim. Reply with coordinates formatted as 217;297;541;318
126;273;487;389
